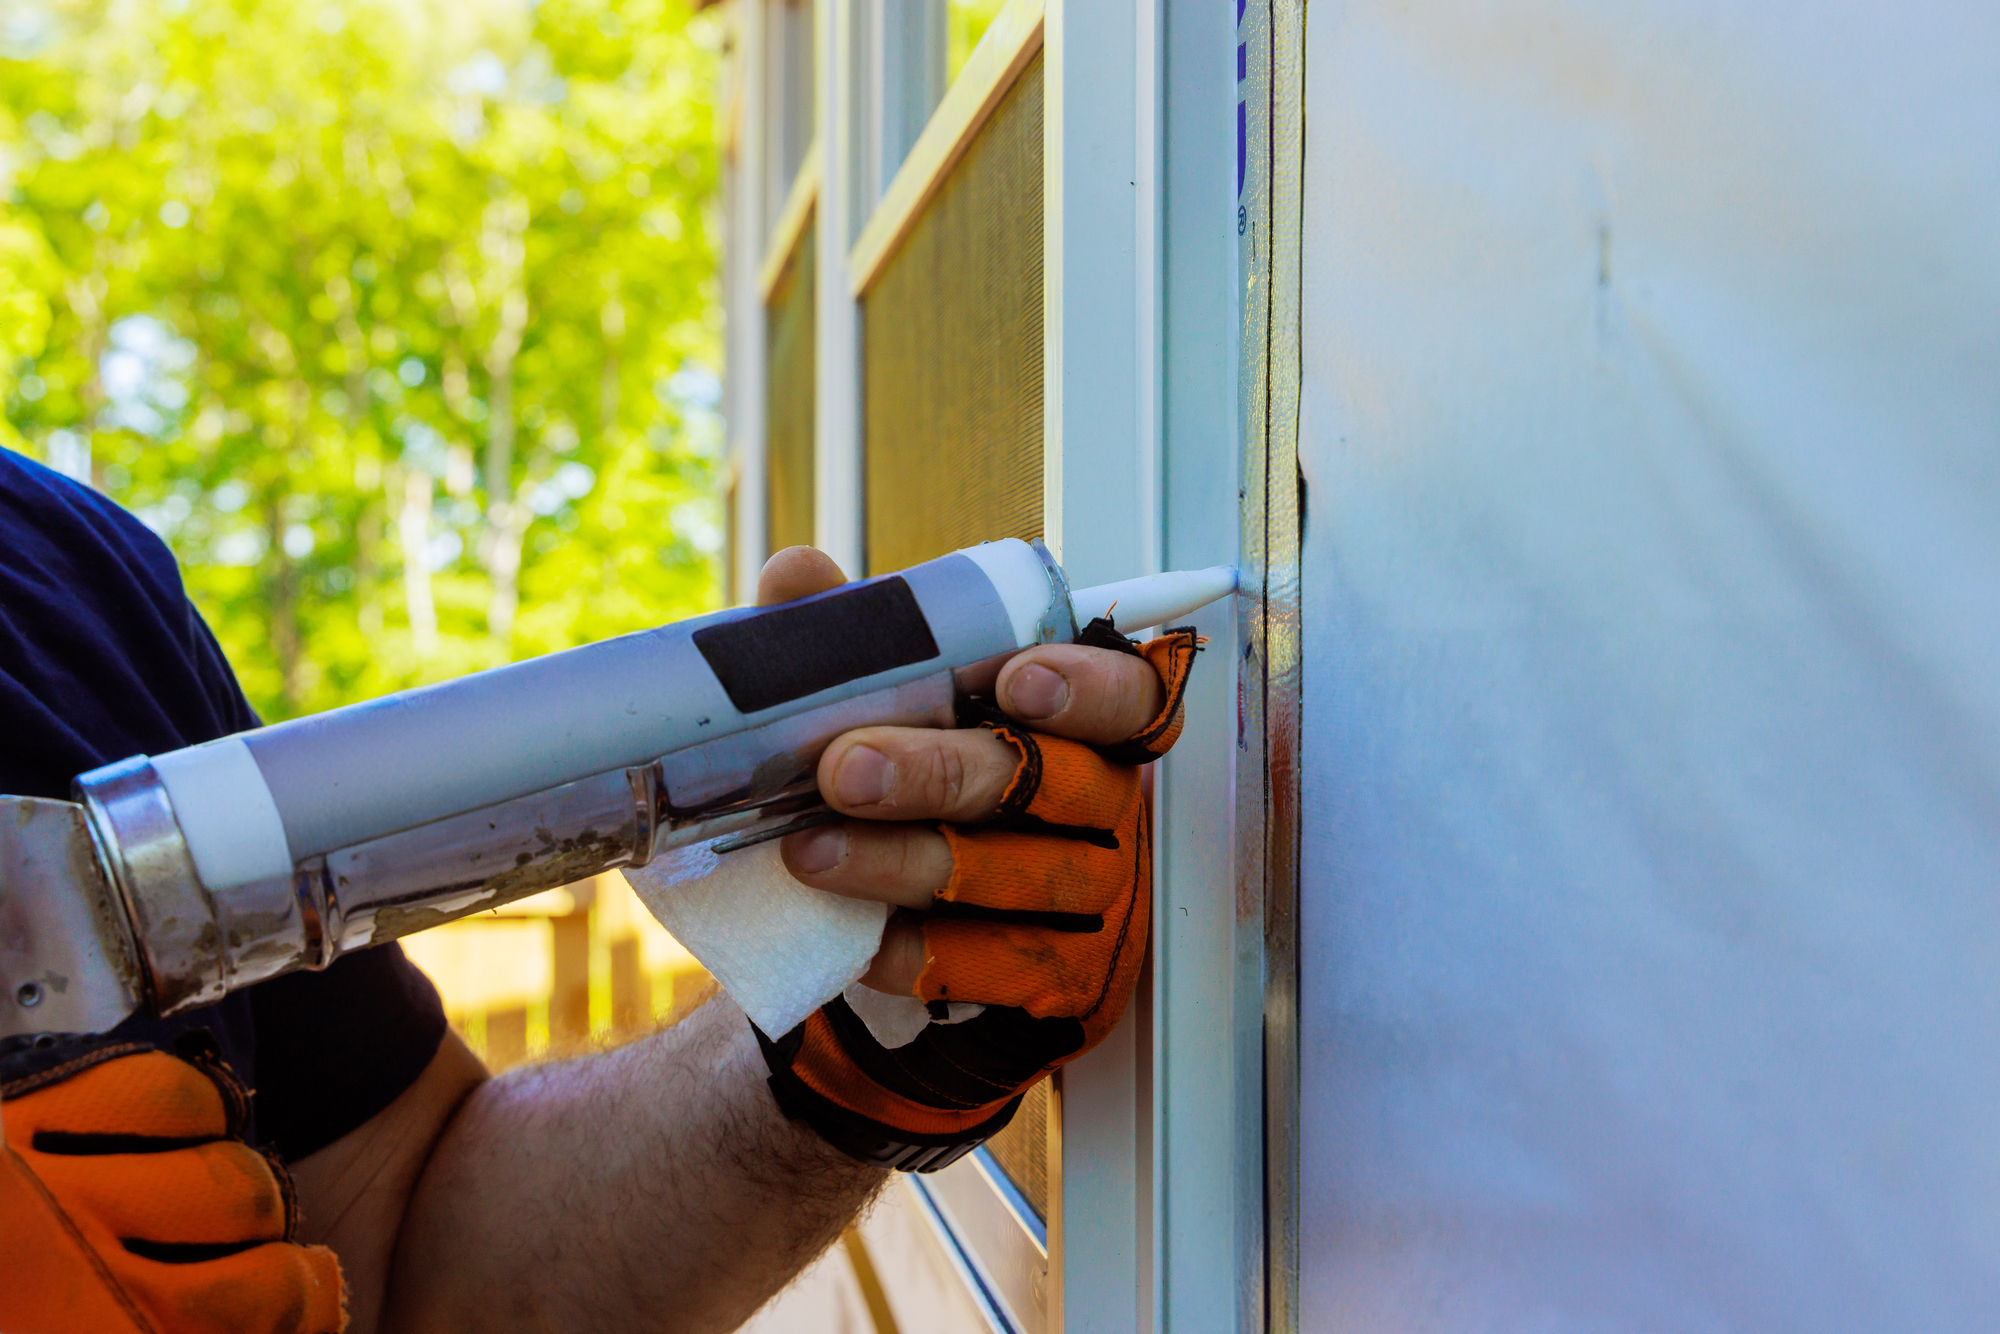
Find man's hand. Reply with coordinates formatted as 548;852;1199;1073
0;1035;345;1334
754;546;1198;1168
757;546;1168;996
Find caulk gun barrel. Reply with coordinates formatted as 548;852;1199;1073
81;540;1061;894
67;540;1239;1021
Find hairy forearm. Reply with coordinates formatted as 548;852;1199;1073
378;996;885;1333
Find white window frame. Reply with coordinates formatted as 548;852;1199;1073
727;0;1284;1327
1040;0;1154;1327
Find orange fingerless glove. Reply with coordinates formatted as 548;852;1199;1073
758;621;1201;1171
0;1034;346;1334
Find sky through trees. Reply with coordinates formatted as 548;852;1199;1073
2;0;724;719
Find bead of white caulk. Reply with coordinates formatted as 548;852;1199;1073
1068;566;1239;635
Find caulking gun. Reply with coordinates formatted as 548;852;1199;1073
0;539;1235;1041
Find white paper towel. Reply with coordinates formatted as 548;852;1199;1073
625;838;889;1037
841;983;985;1049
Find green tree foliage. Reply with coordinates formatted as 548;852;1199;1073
1;0;723;720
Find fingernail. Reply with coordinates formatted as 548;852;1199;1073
789;826;847;873
832;744;895;806
1006;663;1069;720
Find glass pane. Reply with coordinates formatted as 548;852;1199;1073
764;0;816;244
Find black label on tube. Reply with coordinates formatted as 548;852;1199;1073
692;577;941;714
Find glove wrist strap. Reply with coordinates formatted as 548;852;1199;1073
753;1022;1023;1173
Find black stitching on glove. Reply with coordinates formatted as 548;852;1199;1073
926;900;1105;933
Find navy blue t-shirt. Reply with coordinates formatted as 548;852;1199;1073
0;447;447;1160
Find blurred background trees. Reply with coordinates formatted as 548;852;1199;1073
0;0;724;720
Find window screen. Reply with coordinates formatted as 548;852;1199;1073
861;53;1044;576
985;1076;1050;1222
860;54;1050;1221
765;215;816;554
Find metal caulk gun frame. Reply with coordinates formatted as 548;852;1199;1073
0;539;1236;1041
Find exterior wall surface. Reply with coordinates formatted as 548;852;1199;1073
1297;2;2000;1327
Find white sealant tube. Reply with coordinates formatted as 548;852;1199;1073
1071;565;1240;634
